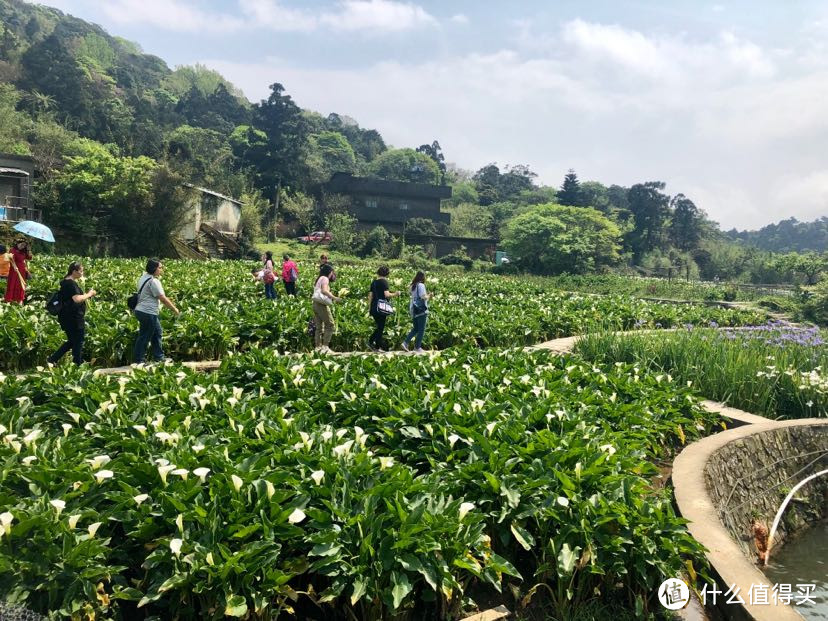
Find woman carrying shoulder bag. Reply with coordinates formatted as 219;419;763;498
311;263;340;352
367;265;400;352
401;271;430;353
262;251;277;300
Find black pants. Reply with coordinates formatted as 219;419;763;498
284;281;296;296
49;322;85;365
369;313;387;349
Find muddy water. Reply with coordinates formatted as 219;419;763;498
763;522;828;620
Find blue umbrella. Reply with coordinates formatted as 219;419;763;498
13;220;55;243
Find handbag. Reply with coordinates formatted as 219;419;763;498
127;276;152;310
312;288;333;306
376;298;394;315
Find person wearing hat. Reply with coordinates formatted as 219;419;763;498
3;238;31;304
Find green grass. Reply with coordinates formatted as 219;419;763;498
574;324;828;419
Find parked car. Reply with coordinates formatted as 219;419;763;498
296;231;332;244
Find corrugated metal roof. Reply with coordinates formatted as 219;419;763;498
0;167;29;176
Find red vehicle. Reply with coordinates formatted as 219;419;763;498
296;231;332;244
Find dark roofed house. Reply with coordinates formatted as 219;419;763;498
326;172;451;234
0;153;38;223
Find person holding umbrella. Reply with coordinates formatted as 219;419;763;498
3;238;31;304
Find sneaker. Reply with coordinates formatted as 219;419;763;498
414;348;425;354
401;341;410;352
153;357;174;364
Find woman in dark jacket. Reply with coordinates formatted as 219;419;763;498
366;265;400;352
48;261;96;365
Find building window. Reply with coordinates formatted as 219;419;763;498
399;202;409;211
365;198;378;208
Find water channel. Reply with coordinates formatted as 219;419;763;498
763;522;828;620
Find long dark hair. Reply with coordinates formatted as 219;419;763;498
264;251;273;265
410;271;425;291
315;263;333;287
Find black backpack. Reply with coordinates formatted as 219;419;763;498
127;276;152;311
46;291;63;316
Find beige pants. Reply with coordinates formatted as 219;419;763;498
312;301;335;347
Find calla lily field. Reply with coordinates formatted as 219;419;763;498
0;257;772;619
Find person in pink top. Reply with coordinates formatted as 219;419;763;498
281;254;299;296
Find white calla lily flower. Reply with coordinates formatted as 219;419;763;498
170;538;183;556
193;467;210;482
288;508;306;524
134;494;149;506
459;502;475;520
310;470;325;485
87;522;101;537
158;464;176;485
50;499;66;515
231;474;244;492
0;511;13;536
94;469;114;483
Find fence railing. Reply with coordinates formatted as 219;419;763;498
0;199;41;223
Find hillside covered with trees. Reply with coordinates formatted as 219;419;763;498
0;0;824;284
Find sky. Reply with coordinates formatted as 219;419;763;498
24;0;828;229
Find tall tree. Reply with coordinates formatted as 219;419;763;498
251;82;310;193
626;181;670;259
504;204;621;274
558;169;583;206
669;193;703;250
416;140;446;181
367;148;440;184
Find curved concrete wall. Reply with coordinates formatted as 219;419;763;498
674;419;828;621
705;424;828;558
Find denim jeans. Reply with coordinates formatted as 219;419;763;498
284;281;296;296
264;282;277;299
404;314;427;349
49;322;85;365
134;310;164;363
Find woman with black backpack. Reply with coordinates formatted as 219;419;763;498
47;261;96;365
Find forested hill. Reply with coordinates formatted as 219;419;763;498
0;0;388;201
727;217;828;253
0;0;250;155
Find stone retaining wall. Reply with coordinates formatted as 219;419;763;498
704;424;828;561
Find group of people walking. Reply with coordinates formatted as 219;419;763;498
312;262;430;354
255;252;300;299
4;238;430;366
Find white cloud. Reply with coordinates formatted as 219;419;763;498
320;0;436;32
449;14;469;25
771;171;828;222
238;0;317;32
237;0;436;33
99;0;245;33
59;0;436;34
203;15;828;229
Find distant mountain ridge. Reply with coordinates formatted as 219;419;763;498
726;217;827;253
